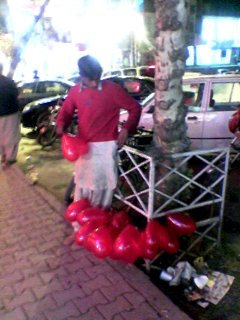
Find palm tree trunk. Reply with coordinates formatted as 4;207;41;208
153;0;191;202
153;0;191;155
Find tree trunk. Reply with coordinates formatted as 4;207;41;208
153;0;190;155
7;0;51;79
153;0;191;202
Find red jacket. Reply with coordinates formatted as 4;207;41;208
56;80;141;142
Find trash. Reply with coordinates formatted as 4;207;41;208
159;270;173;282
169;261;197;286
201;271;235;305
193;275;209;289
25;155;39;184
159;260;235;308
197;300;209;308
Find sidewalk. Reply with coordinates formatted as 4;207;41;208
0;164;192;320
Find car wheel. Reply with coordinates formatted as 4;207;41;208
37;124;57;147
36;112;51;128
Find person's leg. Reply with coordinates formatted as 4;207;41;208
4;142;19;164
1;113;21;167
90;188;114;210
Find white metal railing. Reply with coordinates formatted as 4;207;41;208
114;145;230;260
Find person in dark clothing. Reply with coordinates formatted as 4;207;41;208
0;63;21;169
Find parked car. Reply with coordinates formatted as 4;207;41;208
120;74;240;150
17;79;74;111
21;76;155;129
102;65;155;78
69;74;155;102
102;76;154;102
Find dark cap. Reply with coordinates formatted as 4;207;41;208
77;55;103;80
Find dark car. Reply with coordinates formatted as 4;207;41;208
17;79;74;111
102;76;154;102
21;76;154;129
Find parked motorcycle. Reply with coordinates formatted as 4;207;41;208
37;104;60;147
37;99;78;147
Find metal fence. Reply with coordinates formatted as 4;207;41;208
114;145;230;264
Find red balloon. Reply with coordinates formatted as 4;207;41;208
64;198;91;222
111;210;130;231
163;232;180;254
142;246;159;260
84;224;118;259
61;133;89;162
141;232;159;260
142;220;170;252
75;221;99;246
166;213;196;236
113;225;142;264
76;207;112;226
228;111;240;133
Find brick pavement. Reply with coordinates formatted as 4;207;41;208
0;165;192;320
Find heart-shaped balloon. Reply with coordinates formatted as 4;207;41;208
111;210;130;231
163;232;180;255
141;232;159;260
141;220;170;252
61;133;89;162
75;220;99;246
228;111;240;133
113;224;142;264
64;198;91;222
84;224;118;259
76;207;112;226
166;213;196;236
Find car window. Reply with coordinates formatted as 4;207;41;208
182;83;205;112
211;82;240;111
40;81;68;95
19;83;37;95
139;67;155;78
123;69;137;76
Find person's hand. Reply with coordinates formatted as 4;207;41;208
117;128;128;148
56;126;64;137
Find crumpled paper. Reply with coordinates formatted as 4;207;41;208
202;271;235;305
167;261;197;286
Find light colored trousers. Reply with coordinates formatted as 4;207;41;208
0;112;21;163
72;141;118;232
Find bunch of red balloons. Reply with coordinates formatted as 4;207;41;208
64;200;196;264
61;133;89;162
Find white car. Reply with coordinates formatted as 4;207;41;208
120;74;240;150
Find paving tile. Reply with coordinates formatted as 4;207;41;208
97;296;132;319
69;307;105;320
82;274;113;295
74;290;108;313
44;301;80;320
52;285;85;307
3;288;36;311
23;296;57;319
14;275;43;295
0;307;27;320
101;280;134;301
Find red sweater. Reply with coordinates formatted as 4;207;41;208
56;80;141;142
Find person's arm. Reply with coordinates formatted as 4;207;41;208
112;84;142;146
